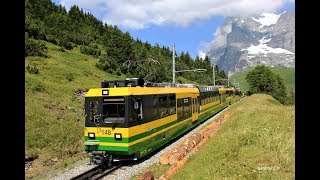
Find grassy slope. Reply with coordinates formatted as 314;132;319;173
25;42;126;179
134;94;294;179
230;67;295;93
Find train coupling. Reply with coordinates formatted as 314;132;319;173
89;151;112;166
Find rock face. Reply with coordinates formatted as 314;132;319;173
204;11;295;73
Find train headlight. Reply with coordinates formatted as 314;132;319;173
102;90;109;95
88;133;95;139
114;133;122;140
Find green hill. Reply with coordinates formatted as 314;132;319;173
25;41;127;179
135;94;294;179
229;66;295;93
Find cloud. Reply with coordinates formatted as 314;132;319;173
60;0;293;29
198;51;206;60
198;19;233;56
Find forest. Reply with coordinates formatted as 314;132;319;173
25;0;229;85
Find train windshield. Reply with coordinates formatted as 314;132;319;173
102;97;125;123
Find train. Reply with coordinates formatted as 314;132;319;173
83;78;242;165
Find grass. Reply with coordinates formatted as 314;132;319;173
230;66;295;93
25;42;126;179
132;163;171;179
134;94;294;179
25;42;294;179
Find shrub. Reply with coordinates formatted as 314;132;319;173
58;46;65;52
80;45;101;58
58;36;73;50
96;55;117;71
25;75;46;92
88;43;99;49
45;34;58;45
26;64;39;74
65;73;75;82
115;67;122;76
25;37;48;57
82;69;92;76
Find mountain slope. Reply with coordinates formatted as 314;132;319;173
25;41;127;179
203;11;295;73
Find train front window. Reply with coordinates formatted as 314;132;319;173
89;101;99;123
102;97;125;123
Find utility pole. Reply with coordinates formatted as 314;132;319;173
227;73;230;87
212;64;215;86
172;44;175;84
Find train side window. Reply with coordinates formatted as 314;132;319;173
159;95;168;118
169;94;176;115
153;95;158;119
197;97;200;112
189;98;192;117
130;98;138;122
130;97;143;122
184;98;191;119
193;98;196;113
177;98;184;120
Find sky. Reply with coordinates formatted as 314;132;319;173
52;0;295;59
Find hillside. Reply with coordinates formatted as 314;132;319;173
25;41;127;179
135;94;294;179
229;66;295;93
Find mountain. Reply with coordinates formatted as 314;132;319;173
203;11;295;74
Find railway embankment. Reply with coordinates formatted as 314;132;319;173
135;94;294;179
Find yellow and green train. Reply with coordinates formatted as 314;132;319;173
84;78;241;165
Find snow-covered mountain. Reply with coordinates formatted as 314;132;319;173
200;11;295;73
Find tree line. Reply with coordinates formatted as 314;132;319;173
25;0;228;85
246;65;294;105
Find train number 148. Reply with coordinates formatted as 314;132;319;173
98;129;111;135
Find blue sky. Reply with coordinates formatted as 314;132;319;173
52;0;295;59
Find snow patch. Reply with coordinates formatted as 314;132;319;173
261;60;266;64
241;36;294;55
241;20;245;23
252;13;280;28
259;36;272;44
247;55;256;59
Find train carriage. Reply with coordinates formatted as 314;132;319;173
84;79;201;164
84;78;239;165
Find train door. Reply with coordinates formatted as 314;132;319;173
191;96;199;122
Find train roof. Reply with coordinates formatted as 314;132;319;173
197;86;219;92
85;87;199;97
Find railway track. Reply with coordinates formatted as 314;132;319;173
70;164;122;180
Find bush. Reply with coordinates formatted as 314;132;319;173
25;37;48;57
58;46;66;52
67;33;91;46
95;55;117;71
82;69;92;76
65;73;75;82
115;67;122;76
58;36;73;50
26;64;39;74
45;34;58;45
80;45;101;58
25;75;46;92
88;43;99;49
